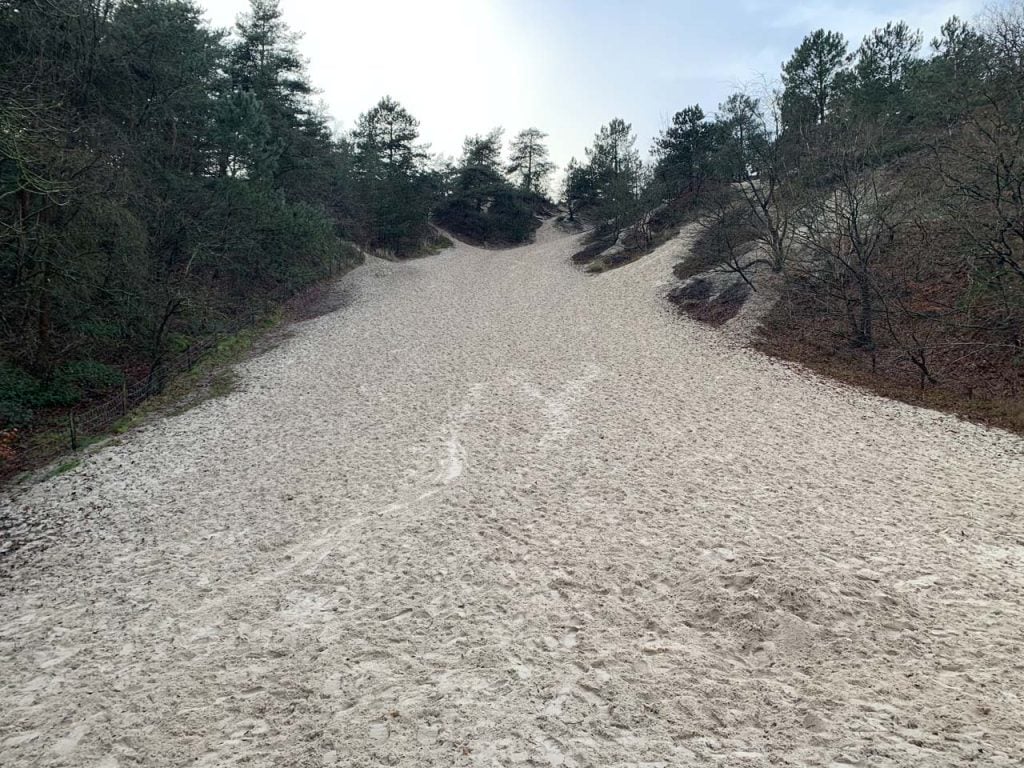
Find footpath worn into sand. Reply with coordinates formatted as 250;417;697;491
1;222;1023;767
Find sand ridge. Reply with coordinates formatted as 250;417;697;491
1;220;1023;766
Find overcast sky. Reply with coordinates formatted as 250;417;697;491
197;0;990;177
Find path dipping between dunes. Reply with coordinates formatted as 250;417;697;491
2;220;1023;766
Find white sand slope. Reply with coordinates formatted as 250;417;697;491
1;220;1023;767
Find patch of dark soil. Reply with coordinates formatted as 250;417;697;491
572;236;616;265
755;298;1024;436
668;278;712;304
668;278;752;326
605;249;636;268
554;214;585;233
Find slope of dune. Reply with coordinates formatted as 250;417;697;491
1;221;1022;767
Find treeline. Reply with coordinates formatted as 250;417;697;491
434;127;555;245
567;6;1024;414
0;0;556;433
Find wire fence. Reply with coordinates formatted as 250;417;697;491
2;257;362;481
63;323;254;451
66;338;206;448
1;312;268;486
1;341;226;481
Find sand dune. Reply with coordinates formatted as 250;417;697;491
2;221;1022;766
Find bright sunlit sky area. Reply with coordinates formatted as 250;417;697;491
198;0;990;176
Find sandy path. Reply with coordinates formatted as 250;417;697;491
1;221;1023;767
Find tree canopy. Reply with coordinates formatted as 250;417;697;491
0;0;439;430
507;128;556;195
781;29;850;133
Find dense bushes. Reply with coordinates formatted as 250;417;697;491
0;0;445;431
433;188;541;245
0;361;124;427
431;127;549;246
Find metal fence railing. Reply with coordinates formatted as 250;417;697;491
4;257;361;481
64;333;228;450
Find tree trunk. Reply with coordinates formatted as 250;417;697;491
34;261;52;375
857;275;874;349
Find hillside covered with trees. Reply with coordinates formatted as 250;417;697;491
0;0;557;457
563;7;1024;429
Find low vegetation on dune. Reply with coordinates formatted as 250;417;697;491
560;10;1024;431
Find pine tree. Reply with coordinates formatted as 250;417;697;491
652;105;716;195
351;96;433;252
852;21;923;121
229;0;311;118
584;118;642;232
562;157;592;220
506;128;555;195
781;29;849;134
352;96;423;177
713;93;767;179
459;127;505;204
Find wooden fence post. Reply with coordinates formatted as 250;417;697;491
121;380;129;415
68;411;78;450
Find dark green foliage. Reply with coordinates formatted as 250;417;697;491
781;29;850;136
568;118;645;235
906;17;990;128
434;185;540;246
849;21;923;124
713;93;771;179
0;0;435;430
486;189;542;243
562;157;594;221
0;364;47;426
653;106;712;193
433;127;542;245
0;360;122;426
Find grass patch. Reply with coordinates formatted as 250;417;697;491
125;313;280;426
420;231;454;255
47;459;80;479
208;370;240;399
